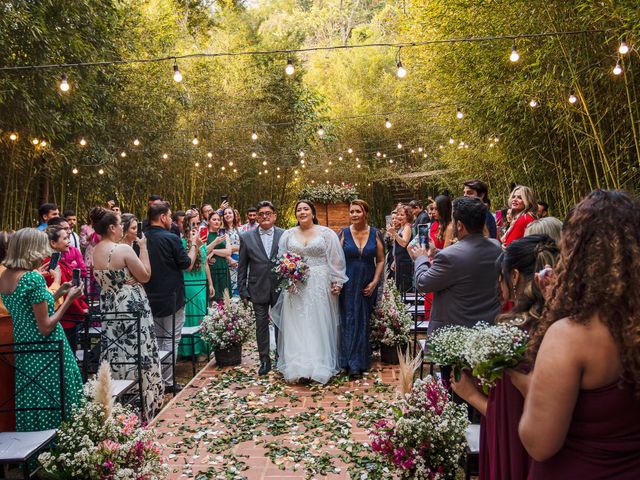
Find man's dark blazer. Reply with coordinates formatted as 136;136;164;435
237;226;284;305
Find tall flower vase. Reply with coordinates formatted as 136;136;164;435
214;343;242;366
380;344;405;365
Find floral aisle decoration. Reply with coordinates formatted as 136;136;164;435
369;376;469;479
463;322;528;393
273;252;310;294
38;362;168;480
426;325;471;381
370;279;412;359
201;292;255;366
298;183;358;204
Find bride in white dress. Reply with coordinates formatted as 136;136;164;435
272;200;348;384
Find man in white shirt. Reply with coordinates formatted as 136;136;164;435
64;209;81;250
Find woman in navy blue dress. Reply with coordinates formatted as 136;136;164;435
339;200;385;376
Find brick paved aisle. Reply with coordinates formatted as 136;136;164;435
152;353;401;480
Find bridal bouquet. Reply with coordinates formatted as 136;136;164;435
273;251;310;294
38;363;168;480
201;294;255;350
370;376;469;479
464;322;528;393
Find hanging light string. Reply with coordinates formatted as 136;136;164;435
0;29;606;72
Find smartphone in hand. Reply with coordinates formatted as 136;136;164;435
218;228;226;236
72;268;81;287
48;252;61;271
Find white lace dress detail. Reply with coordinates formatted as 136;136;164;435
272;226;347;384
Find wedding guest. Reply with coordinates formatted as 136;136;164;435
206;211;232;302
144;202;200;392
411;197;502;383
120;213;140;247
525;217;563;245
0;231;15;431
63;209;81;250
178;211;214;359
47;216;88;277
410;200;430;236
518;189;640;478
384;209;397;280
0;228;83;431
240;207;259;232
536;201;549;218
223;207;241;296
431;195;453;251
36;203;59;231
452;234;559;480
339;200;385;377
141;194;164;233
45;225;88;350
237;201;284;375
387;204;414;292
200;204;213;228
90;207;164;419
80;217;100;269
501;186;537;246
426;200;437;222
172;210;186;238
463;179;498;239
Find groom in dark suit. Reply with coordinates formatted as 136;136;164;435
237;200;284;376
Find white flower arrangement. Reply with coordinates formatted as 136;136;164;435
38;363;168;480
370;279;412;348
426;325;470;371
201;293;255;351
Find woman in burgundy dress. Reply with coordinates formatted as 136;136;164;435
451;234;559;480
518;189;640;479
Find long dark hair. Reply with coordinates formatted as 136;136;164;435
435;195;452;242
183;211;203;272
295;200;319;225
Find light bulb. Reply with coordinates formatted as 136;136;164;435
277;167;280;171
79;137;87;146
411;149;415;153
613;60;623;75
529;99;538;108
40;140;47;147
418;147;423;152
299;150;305;157
619;41;629;55
192;136;199;145
173;63;182;82
277;174;281;179
397;143;403;149
285;59;295;76
324;168;329;173
32;138;39;145
251;152;257;158
229;161;234;166
120;151;126;157
262;160;267;166
9;133;17;141
423;153;427;158
207;152;213;158
98;168;104;175
195;162;200;167
494;136;499;142
208;163;212;168
251;131;258;141
338;156;343;161
356;164;361;169
133;138;140;146
382;153;387;158
376;151;381;157
347;148;353;154
258;171;262;175
294;169;299;174
568;93;577;104
385;118;392;129
162;153;168;159
233;168;237;173
449;137;454;144
264;169;268;174
59;74;70;92
510;45;520;62
221;166;225;171
300;159;305;164
317;126;325;137
439;145;444;149
328;161;332;165
396;62;407;78
456;109;464;119
389;159;394;164
72;168;78;174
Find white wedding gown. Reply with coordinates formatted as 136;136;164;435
272;226;348;384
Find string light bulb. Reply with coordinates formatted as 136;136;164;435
252;152;257;158
133;138;140;146
162;153;168;159
317;126;325;137
120;151;126;157
59;73;70;92
529;99;539;108
613;59;623;75
285;58;295;76
32;138;39;145
397;143;403;149
229;161;234;166
262;160;267;166
173;61;183;82
619;41;629;55
195;162;200;167
385;118;392;129
568;93;577;104
509;44;520;62
98;168;104;175
72;167;78;174
79;137;87;146
299;150;305;157
376;151;381;157
456;108;464;119
40;140;47;147
207;152;213;158
9;133;17;141
449;137;455;144
347;148;353;154
396;61;407;78
208;163;212;168
192;135;199;145
251;130;258;141
418;147;423;152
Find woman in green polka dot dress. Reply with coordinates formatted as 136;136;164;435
0;228;84;431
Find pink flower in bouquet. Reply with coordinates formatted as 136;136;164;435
100;439;120;454
274;252;310;294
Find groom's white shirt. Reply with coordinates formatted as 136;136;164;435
259;227;274;257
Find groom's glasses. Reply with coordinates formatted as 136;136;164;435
258;212;273;218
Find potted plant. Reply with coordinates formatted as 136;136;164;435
299;183;358;231
201;293;255;366
371;279;412;364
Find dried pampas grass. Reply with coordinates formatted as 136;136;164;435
397;346;422;398
94;360;114;419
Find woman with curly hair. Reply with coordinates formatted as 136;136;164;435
518;189;640;478
452;234;559;480
501;186;537;246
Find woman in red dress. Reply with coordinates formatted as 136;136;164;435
501;186;537;246
518;189;640;479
